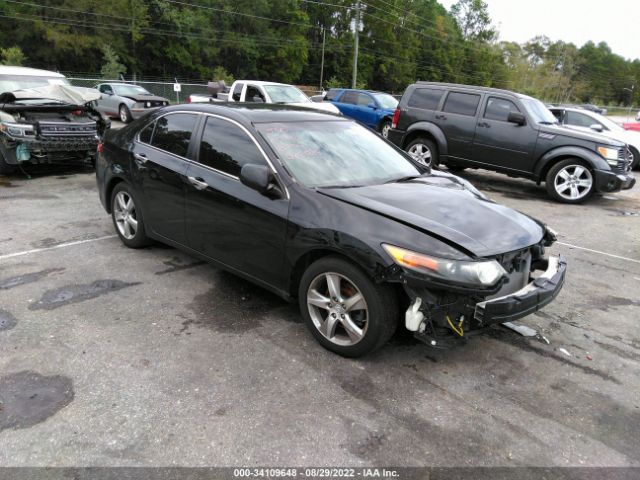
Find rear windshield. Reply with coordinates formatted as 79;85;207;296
0;75;69;93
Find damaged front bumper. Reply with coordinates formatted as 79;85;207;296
474;255;566;324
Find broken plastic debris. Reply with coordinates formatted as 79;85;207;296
586;354;593;361
502;321;537;337
558;347;572;357
405;297;424;332
541;335;550;345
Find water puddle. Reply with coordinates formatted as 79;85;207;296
29;279;140;310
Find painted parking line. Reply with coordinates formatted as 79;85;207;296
0;235;117;262
557;241;640;264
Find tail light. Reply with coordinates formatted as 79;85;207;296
187;96;192;103
392;108;400;129
97;141;103;154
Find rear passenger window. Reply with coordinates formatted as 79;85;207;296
484;97;520;122
198;116;265;177
150;113;198;157
232;83;244;101
443;92;481;116
408;88;444;110
356;93;372;106
341;91;358;104
325;89;341;101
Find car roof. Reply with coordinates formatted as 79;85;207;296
329;88;387;95
0;66;66;77
236;80;296;87
162;102;346;124
102;82;143;86
413;81;532;99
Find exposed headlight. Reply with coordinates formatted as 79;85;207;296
597;146;619;166
382;244;507;287
145;101;151;108
0;122;34;137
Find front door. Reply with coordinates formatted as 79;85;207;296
131;112;199;245
472;96;537;172
184;115;289;288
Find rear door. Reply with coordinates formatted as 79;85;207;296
333;90;358;118
97;84;117;116
131;112;199;245
436;90;482;159
471;96;537;172
184;115;289;288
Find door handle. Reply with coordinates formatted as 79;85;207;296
435;114;447;120
187;176;209;190
477;122;490;128
134;153;148;165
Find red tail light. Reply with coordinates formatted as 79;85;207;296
97;142;103;154
392;108;400;129
187;96;192;103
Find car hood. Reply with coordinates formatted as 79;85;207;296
2;85;101;105
318;174;544;258
540;124;626;147
121;94;168;103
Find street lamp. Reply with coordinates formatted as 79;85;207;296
623;86;635;121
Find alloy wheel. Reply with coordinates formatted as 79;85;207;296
381;123;391;139
120;106;129;123
408;143;432;166
113;191;138;240
306;272;369;346
554;164;593;201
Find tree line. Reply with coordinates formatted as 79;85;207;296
0;0;638;106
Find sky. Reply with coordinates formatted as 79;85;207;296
437;0;638;61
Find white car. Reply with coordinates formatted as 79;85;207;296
550;106;640;170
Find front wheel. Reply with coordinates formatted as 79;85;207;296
405;137;438;167
0;149;16;175
546;159;594;203
298;256;398;357
119;104;132;123
111;183;150;248
629;147;639;171
379;120;392;139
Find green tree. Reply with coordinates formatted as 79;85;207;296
100;44;126;79
0;46;26;65
450;0;496;42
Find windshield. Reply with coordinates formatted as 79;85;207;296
521;97;558;124
373;93;398;110
113;84;152;96
263;85;310;103
0;75;69;94
257;120;420;188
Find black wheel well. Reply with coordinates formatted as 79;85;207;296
402;130;437;151
539;155;591;182
104;177;126;213
378;116;392;129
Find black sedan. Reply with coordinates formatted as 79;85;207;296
96;104;565;357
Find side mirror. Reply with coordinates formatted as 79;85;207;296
367;102;377;110
590;124;603;132
507;111;526;126
240;164;272;195
252;96;264;103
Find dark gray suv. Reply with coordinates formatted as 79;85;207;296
388;82;635;203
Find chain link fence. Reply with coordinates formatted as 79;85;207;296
64;74;210;104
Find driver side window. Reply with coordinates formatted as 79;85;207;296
566;111;601;129
99;84;113;94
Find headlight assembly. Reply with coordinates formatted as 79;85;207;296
382;244;507;287
0;122;35;137
597;146;619;166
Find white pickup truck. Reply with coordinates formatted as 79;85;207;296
188;80;340;114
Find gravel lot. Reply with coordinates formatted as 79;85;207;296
0;160;638;467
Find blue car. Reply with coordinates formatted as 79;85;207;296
325;89;399;138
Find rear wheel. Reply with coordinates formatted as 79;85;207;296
111;183;150;248
406;137;438;167
379;120;392;139
629;146;639;170
546;159;594;203
298;256;398;357
119;104;132;123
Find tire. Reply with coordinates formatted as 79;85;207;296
298;256;398;357
0;150;16;175
379;120;392;139
405;137;438;167
119;104;133;123
110;183;150;248
545;158;594;204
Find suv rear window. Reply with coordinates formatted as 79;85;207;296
443;92;481;116
407;88;443;110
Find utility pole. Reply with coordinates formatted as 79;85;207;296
319;27;326;92
352;0;360;89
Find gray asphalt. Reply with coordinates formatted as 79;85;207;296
0;163;638;467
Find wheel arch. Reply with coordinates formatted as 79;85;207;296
104;176;128;213
402;122;448;156
535;146;609;182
